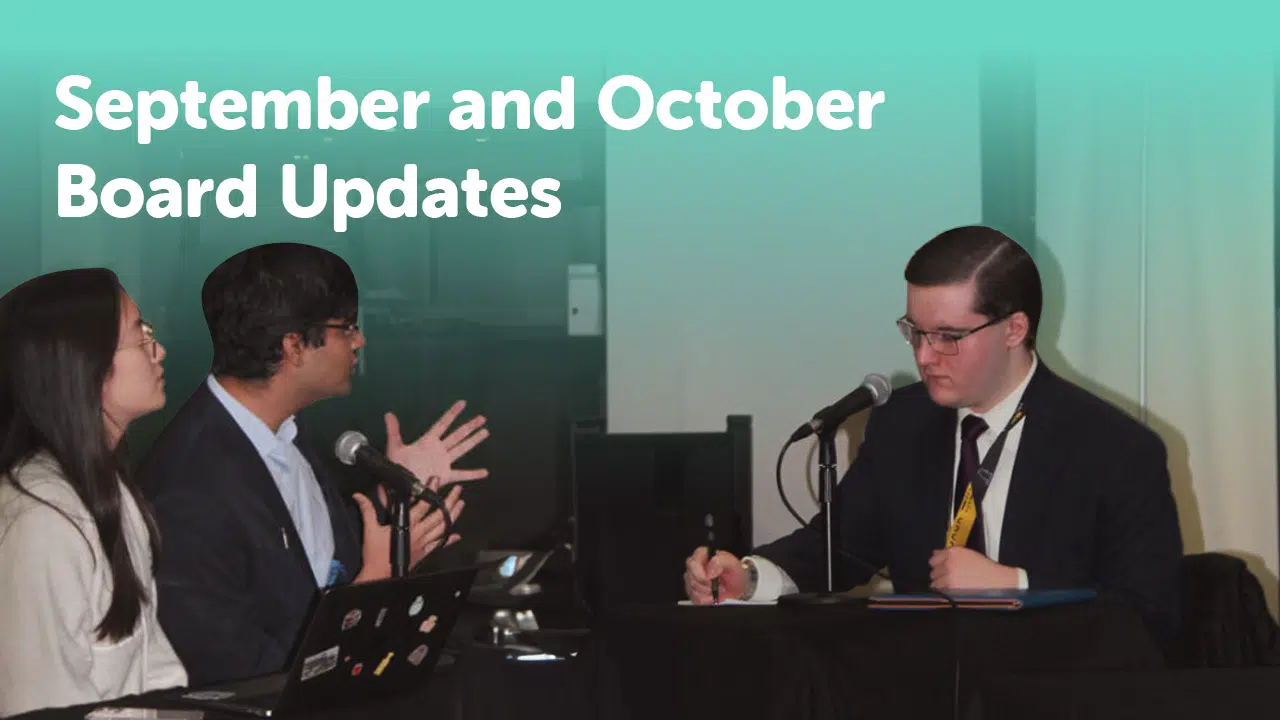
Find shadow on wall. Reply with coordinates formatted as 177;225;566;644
1035;238;1279;614
1031;238;1205;552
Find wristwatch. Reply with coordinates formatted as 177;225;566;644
740;557;759;600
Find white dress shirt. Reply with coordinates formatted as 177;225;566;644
207;375;336;588
0;454;188;716
748;354;1039;601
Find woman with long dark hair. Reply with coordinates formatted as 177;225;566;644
0;269;187;715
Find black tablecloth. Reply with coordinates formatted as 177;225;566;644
979;667;1280;719
15;600;1279;720
7;647;590;720
579;598;1170;720
9;654;462;720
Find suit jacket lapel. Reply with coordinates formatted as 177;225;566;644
198;386;315;577
997;364;1068;567
918;404;959;548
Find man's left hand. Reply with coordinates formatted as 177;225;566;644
385;401;490;487
929;547;1020;590
408;483;465;565
350;484;465;582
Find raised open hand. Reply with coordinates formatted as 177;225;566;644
384;400;489;488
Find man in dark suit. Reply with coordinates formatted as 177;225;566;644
684;225;1184;644
142;243;489;685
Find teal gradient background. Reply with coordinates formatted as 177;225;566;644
0;3;1277;610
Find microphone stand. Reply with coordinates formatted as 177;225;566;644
778;426;859;606
819;425;837;592
389;485;411;579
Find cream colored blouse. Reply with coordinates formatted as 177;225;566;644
0;454;187;717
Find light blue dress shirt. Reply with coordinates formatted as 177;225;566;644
206;375;336;587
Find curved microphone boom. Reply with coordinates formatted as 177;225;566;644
789;373;893;442
777;373;893;607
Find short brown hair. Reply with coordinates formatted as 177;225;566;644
904;225;1042;349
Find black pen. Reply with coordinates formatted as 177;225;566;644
705;513;719;604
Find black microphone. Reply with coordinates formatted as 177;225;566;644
333;430;448;509
789;373;892;442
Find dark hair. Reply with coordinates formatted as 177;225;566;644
203;243;359;379
904;225;1042;348
0;268;160;642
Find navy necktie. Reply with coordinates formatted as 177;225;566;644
955;414;989;554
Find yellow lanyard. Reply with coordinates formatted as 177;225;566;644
946;404;1025;548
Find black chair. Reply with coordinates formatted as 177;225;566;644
569;415;753;622
1171;551;1280;667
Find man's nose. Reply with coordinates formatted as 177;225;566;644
914;338;939;366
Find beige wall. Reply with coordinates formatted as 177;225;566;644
1036;59;1278;615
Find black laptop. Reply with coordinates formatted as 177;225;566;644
174;566;476;717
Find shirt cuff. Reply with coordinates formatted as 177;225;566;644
1016;567;1029;590
745;555;798;602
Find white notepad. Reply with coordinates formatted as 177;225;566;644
677;599;777;606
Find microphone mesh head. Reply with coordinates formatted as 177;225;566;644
334;430;369;465
863;373;892;406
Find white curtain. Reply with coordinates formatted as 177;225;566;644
1036;58;1277;614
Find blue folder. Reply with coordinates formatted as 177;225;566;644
868;588;1098;611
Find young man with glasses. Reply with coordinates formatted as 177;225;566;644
140;242;489;686
684;225;1184;647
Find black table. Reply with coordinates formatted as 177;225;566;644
10;643;591;720
17;600;1279;720
579;598;1170;720
9;655;462;720
979;667;1280;719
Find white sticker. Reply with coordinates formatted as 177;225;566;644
88;710;205;720
181;691;234;701
342;609;361;631
408;596;424;617
375;607;387;628
300;645;340;682
87;710;153;720
409;640;430;666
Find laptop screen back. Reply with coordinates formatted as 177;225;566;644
275;567;475;714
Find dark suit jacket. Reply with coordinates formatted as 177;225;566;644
754;362;1184;644
140;383;364;686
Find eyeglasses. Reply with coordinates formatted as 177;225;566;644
321;322;360;338
119;320;160;360
896;315;1007;356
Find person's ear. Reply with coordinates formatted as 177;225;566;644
281;332;307;367
1004;312;1029;348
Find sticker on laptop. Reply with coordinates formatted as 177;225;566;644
88;709;206;720
351;663;363;677
419;615;438;634
301;645;340;682
374;652;394;676
342;609;362;631
408;644;429;667
375;607;387;628
181;690;235;701
408;596;424;616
